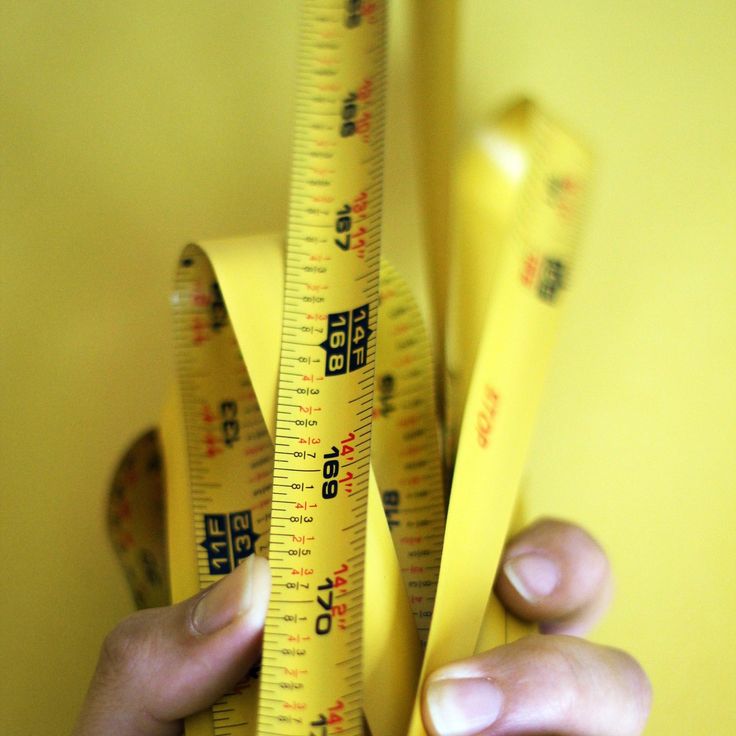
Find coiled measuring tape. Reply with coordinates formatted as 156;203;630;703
108;3;592;734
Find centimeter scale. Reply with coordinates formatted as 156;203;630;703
260;2;387;733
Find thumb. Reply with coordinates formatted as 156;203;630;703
74;555;271;736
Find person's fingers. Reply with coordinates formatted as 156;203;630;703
423;634;652;736
73;555;271;736
495;518;613;635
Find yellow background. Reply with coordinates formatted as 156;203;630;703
1;2;734;734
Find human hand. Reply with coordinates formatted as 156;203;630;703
421;518;652;736
74;520;650;736
72;555;271;736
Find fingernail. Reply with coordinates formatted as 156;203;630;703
425;677;503;736
192;555;270;635
503;552;560;603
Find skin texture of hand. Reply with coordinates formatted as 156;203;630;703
421;518;652;736
73;519;651;736
72;555;271;736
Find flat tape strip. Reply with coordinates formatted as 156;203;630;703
106;98;593;736
166;236;426;735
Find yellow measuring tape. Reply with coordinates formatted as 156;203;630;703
164;240;439;735
258;2;387;731
108;3;592;734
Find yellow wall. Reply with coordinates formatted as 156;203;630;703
1;2;734;734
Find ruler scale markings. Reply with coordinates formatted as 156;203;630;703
258;3;387;734
158;9;592;736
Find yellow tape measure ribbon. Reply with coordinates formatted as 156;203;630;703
167;238;432;735
259;3;387;735
160;102;591;736
110;6;595;735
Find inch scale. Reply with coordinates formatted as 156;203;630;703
258;3;387;733
159;2;594;735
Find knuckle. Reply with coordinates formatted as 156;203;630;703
98;610;155;681
534;517;612;585
518;635;586;712
613;648;653;731
539;636;586;687
547;517;607;558
536;638;653;734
